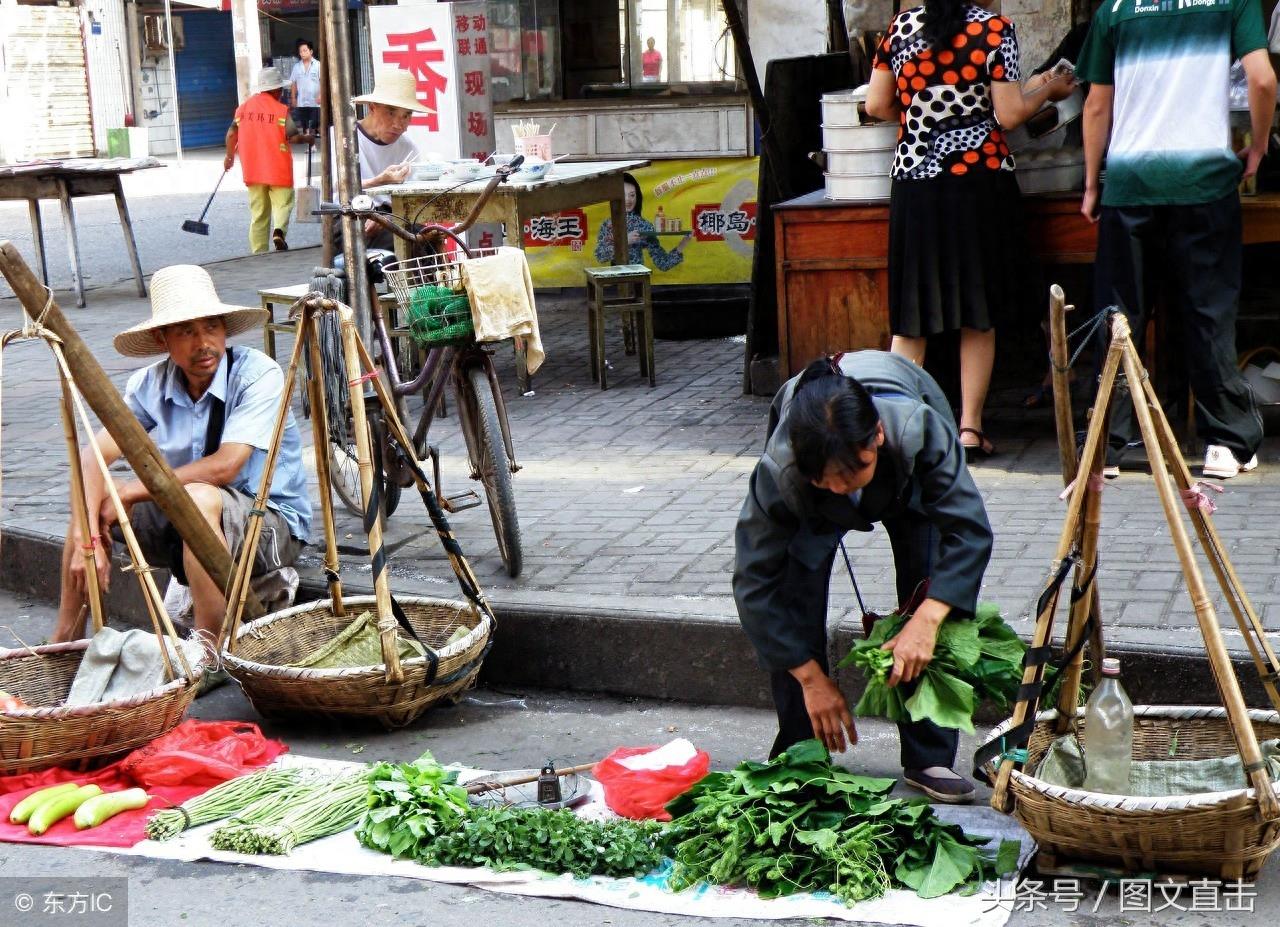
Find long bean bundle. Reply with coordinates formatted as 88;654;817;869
211;775;368;855
145;768;303;841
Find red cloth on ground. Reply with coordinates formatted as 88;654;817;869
0;719;286;848
593;744;710;822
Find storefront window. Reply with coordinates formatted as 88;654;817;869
489;0;739;102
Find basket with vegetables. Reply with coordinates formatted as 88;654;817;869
0;328;201;775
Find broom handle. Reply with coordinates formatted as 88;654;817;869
197;170;228;223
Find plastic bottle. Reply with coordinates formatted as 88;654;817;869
654;205;666;232
1082;657;1134;794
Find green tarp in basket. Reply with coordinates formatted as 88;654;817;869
290;611;426;670
406;284;473;346
1035;733;1280;796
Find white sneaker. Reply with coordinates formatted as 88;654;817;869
1203;445;1259;479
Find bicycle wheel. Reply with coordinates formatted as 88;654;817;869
317;310;401;519
456;363;522;577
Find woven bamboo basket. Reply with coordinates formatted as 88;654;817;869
0;640;201;775
981;706;1280;879
222;595;492;728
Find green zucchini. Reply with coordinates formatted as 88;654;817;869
27;784;103;835
8;782;80;825
74;788;150;830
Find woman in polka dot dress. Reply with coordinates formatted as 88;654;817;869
866;0;1073;459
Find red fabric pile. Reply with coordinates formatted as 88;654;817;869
0;719;287;848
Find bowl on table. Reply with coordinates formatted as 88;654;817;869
447;159;489;181
512;158;553;181
413;161;449;181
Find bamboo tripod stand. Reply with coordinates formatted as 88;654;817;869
989;306;1280;822
214;292;496;687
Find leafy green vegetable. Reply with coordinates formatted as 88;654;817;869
838;602;1026;733
661;739;1019;904
357;753;663;879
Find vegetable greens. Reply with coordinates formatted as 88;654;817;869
838;602;1026;733
661;739;1020;903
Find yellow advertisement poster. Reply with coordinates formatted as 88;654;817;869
520;157;759;288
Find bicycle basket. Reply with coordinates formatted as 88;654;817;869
384;249;497;347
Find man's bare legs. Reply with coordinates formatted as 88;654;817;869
180;482;228;649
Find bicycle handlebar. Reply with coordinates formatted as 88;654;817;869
314;156;525;247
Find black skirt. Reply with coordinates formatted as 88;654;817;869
887;169;1027;338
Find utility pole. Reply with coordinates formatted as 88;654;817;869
230;0;264;103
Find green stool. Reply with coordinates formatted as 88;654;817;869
585;264;655;390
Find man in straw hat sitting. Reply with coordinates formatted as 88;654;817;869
53;265;313;654
225;67;314;253
332;66;428;252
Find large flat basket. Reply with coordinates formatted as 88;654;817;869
0;641;201;775
981;705;1280;880
222;595;492;729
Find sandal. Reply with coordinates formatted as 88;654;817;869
958;427;997;460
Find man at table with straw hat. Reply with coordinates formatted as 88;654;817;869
53;265;313;658
225;66;314;253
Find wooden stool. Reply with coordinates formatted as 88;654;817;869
585;264;655;390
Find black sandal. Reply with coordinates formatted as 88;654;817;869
959;427;997;460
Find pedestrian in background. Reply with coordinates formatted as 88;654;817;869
1077;0;1274;479
224;67;313;253
289;38;322;135
864;0;1073;460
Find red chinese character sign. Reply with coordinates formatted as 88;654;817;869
369;1;494;159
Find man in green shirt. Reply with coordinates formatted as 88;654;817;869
1078;0;1275;479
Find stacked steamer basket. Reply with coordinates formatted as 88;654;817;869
821;87;896;202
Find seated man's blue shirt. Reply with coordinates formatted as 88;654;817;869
123;346;312;542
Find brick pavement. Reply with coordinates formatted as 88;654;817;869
1;247;1278;661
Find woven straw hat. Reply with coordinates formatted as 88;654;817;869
352;67;428;113
114;265;268;357
254;67;285;93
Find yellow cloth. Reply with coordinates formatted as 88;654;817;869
247;183;295;254
459;246;545;375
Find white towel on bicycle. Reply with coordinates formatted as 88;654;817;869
460;247;544;375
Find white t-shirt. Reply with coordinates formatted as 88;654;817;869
356;123;418;207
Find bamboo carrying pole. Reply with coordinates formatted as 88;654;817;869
57;375;106;635
305;306;346;614
990;316;1129;812
0;242;264;619
1118;340;1280;820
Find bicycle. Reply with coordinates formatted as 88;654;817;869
313;162;526;577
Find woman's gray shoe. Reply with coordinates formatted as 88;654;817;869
903;767;976;804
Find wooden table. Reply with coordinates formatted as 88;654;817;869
0;158;161;308
373;159;651;391
772;189;1280;379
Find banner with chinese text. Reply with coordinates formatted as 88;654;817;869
523;157;759;288
368;2;495;160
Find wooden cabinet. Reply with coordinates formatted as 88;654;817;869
773;188;1280;380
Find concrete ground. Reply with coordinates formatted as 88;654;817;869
0;247;1277;694
2;592;1279;927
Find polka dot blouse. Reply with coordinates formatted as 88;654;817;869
873;5;1021;180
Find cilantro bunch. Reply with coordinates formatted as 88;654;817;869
661;739;1020;903
838;602;1026;733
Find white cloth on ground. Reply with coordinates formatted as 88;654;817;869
459;247;545;374
65;627;203;706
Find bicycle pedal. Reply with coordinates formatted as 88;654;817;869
443;490;483;512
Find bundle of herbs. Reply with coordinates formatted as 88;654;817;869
661;739;1020;903
357;754;663;879
838;602;1026;733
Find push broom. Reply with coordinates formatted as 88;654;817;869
182;169;229;235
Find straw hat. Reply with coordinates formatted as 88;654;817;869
352;67;428;113
254;67;285;93
114;265;268;358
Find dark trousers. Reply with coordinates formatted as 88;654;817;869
768;514;960;770
292;106;320;134
1094;192;1262;464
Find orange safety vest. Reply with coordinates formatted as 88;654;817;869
234;92;292;188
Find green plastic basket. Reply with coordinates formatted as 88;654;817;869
405;284;474;346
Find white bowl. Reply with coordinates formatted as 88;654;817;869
413;163;447;181
513;159;552;181
447;160;488;180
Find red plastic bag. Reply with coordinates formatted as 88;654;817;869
0;719;287;848
594;744;710;821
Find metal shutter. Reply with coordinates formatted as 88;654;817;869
2;5;94;161
175;10;236;149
